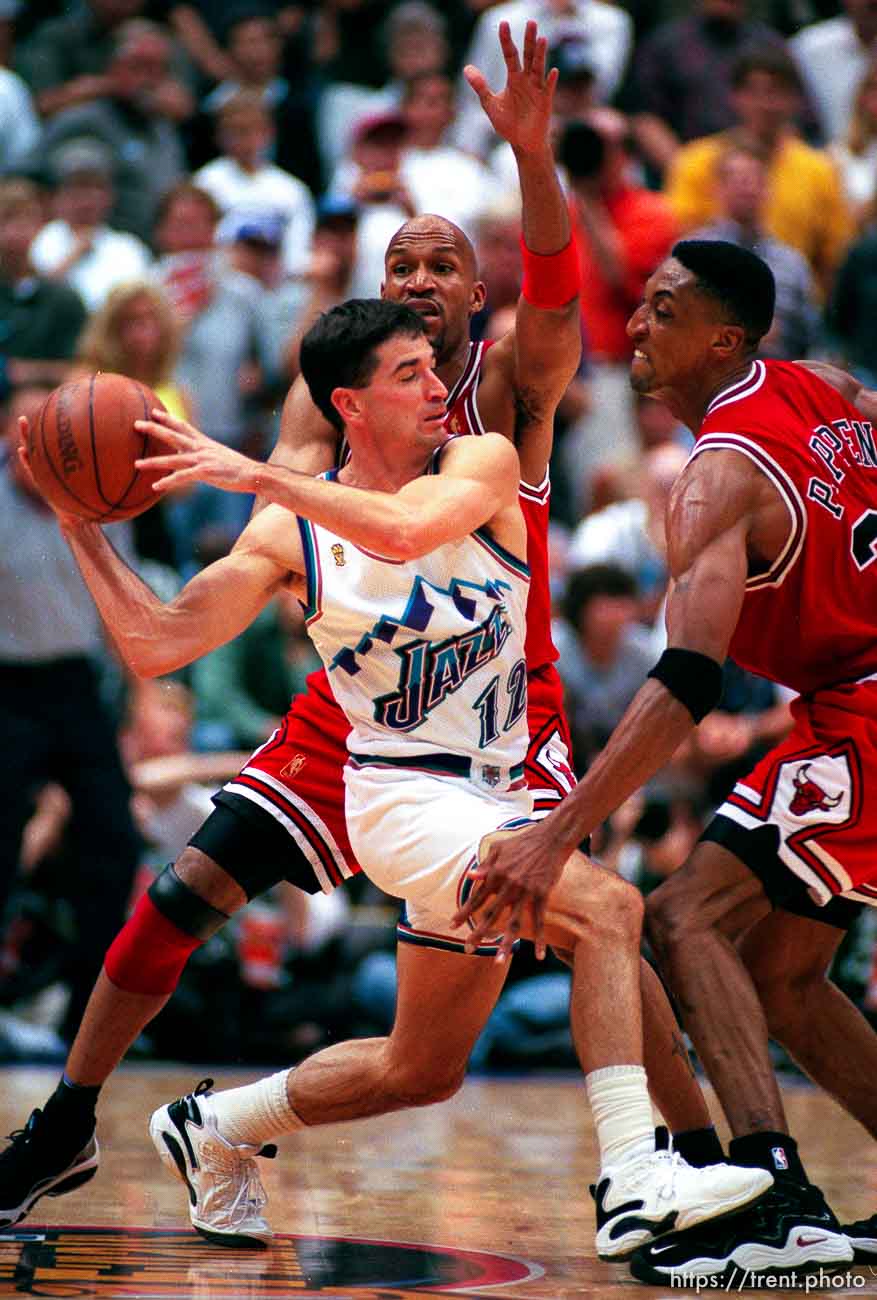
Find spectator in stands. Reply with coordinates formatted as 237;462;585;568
281;195;359;383
0;178;87;395
664;46;852;296
0;1;40;173
559;113;678;513
30;138;151;312
692;144;822;359
151;182;274;570
37;19;188;243
828;55;877;230
826;215;877;387
195;7;322;196
567;441;689;645
553;562;656;769
16;0;194;123
623;0;795;181
331;109;417;300
454;0;633;161
791;0;877;143
397;71;502;237
316;1;450;176
0;383;142;1043
193;89;315;277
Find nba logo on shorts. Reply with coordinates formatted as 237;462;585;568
771;1146;789;1171
481;765;501;788
280;753;308;779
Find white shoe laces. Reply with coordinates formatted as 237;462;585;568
651;1147;686;1203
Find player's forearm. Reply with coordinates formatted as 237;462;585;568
516;145;571;255
541;679;696;853
250;463;477;559
60;522;199;677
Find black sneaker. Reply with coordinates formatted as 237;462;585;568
842;1212;877;1262
629;1179;852;1285
0;1108;99;1227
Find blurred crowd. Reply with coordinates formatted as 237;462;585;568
3;0;877;1071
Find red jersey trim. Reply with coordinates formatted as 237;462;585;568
706;360;767;416
689;434;807;589
445;340;484;408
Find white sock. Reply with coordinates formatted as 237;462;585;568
208;1069;304;1147
585;1064;655;1170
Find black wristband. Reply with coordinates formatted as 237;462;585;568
647;648;724;723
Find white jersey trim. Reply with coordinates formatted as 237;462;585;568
688;433;807;589
519;469;551;502
706;360;766;416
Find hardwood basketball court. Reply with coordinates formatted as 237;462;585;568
0;1067;874;1297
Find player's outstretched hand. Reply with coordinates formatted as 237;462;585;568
452;820;567;962
463;19;556;157
135;408;260;494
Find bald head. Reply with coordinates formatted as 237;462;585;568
386;214;477;277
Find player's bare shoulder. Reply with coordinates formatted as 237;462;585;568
232;502;308;598
439;429;520;494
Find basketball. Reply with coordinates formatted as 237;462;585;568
27;372;168;522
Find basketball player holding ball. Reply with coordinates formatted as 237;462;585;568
0;20;717;1242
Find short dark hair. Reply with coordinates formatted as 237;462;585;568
730;46;803;94
563;563;637;626
671;239;775;347
299;298;428;432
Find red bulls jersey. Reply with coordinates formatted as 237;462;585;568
693;360;877;697
445;340;558;675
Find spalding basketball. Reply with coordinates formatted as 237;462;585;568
28;373;168;522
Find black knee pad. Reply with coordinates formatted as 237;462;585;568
148;864;230;941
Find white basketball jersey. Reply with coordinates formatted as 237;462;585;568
298;465;530;791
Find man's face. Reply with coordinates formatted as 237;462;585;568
155;195;216;254
732;70;798;136
846;0;877;43
626;259;730;397
701;0;746;20
56;173;113;228
347;333;448;448
112;34;169;103
718;152;766;225
0;202;42;263
382;222;485;364
228;17;281;82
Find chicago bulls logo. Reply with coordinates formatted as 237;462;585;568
788;762;844;817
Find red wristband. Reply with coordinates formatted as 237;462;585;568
519;236;581;309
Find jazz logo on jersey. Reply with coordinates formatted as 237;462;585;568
374;604;512;731
331;544;345;567
788;762;844;816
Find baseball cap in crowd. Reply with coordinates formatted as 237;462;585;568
217;211;285;247
315;193;359;225
549;35;596;85
352;109;408;146
50;138;114;183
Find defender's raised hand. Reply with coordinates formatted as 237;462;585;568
464;20;557;156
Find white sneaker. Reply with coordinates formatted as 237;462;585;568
594;1127;773;1261
149;1078;276;1248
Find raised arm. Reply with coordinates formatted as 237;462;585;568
135;411;522;561
466;21;581;484
454;450;762;954
795;359;877;424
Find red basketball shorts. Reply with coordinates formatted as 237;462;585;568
713;676;877;908
214;662;577;894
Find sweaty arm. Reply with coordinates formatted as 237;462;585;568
59;505;303;678
251;433;523;560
